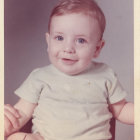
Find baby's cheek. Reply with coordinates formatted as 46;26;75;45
49;47;58;56
81;50;93;60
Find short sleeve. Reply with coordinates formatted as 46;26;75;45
14;69;44;103
106;71;127;104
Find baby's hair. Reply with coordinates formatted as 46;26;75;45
48;0;106;38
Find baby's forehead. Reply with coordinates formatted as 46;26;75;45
52;13;100;28
51;12;99;24
52;10;99;19
51;13;99;25
50;13;101;39
50;12;102;32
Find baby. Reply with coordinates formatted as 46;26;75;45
4;0;134;140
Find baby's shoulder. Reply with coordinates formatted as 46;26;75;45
92;62;114;73
91;62;117;80
28;65;53;79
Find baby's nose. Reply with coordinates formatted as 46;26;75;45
63;40;75;53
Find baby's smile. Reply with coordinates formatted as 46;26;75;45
61;58;78;65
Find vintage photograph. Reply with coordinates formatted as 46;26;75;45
4;0;134;140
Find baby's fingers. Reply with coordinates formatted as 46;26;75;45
4;108;20;129
4;104;20;118
4;115;14;136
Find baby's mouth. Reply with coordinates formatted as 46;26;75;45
61;58;78;65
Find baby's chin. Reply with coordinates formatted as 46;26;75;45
59;68;80;76
57;65;90;76
55;66;79;76
51;60;92;76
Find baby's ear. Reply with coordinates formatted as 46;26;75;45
45;33;50;52
93;39;105;58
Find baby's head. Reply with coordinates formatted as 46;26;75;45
46;0;106;75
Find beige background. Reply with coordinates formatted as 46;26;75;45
0;0;4;139
134;0;140;139
4;0;134;140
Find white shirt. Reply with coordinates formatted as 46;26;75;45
15;62;127;140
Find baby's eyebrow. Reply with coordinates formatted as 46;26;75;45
77;35;87;37
54;31;64;35
76;34;89;39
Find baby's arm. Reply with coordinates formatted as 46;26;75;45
109;99;134;124
4;98;37;137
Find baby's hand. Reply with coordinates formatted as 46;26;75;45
4;104;21;136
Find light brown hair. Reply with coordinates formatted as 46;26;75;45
48;0;106;38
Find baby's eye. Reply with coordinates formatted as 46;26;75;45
77;38;87;44
55;35;64;41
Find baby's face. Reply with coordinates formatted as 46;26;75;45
46;13;104;75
